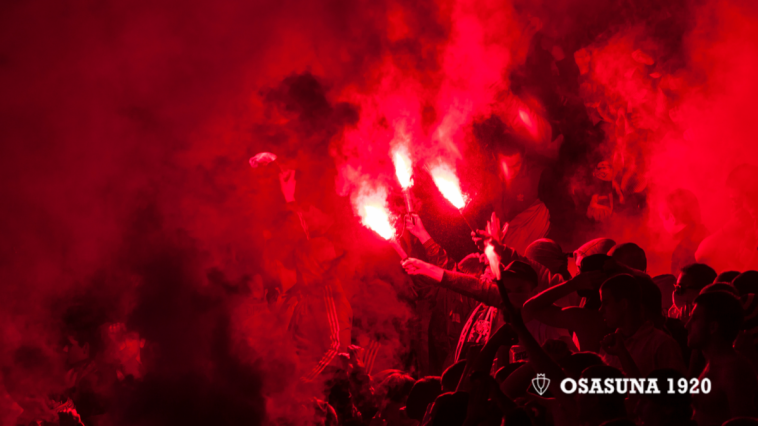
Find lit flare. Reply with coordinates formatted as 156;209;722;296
393;148;413;190
430;163;467;209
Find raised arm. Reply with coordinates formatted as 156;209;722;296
405;214;457;270
521;271;604;324
502;303;572;407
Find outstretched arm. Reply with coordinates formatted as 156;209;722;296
522;271;604;324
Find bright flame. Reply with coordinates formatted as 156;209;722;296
354;186;395;240
393;148;413;189
362;206;394;240
430;163;467;209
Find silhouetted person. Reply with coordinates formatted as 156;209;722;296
609;242;647;272
487;132;550;254
687;291;758;425
526;238;572;280
635;369;695;426
670;263;718;323
734;271;758;296
599;274;685;376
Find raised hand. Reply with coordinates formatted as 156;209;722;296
404;214;431;244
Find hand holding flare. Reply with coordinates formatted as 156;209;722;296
473;212;509;280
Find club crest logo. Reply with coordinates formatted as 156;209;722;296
532;373;550;396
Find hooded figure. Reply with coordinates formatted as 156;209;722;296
284;237;352;381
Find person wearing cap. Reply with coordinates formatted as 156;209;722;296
573;238;616;273
525;238;571;281
608;242;647;272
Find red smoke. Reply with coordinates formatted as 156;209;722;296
1;0;758;424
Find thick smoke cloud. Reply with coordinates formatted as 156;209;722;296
1;0;758;424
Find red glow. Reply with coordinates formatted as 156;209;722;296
249;152;278;168
484;242;500;280
355;187;395;240
430;163;467;209
392;147;413;189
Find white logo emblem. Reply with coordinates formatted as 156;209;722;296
532;373;550;395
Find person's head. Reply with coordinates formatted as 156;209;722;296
600;274;643;329
501;260;539;294
377;373;415;405
491;133;527;181
733;271;758;296
577;254;611;310
699;282;738;296
609;243;647;272
574;238;616;272
576;365;626;425
635;369;692;426
558;352;604;379
429;392;469;426
526;239;570;277
740;294;758;341
441;360;466;393
665;188;701;228
494;362;526;383
593;161;614;182
686;291;744;350
404;377;441;421
652;274;676;313
716;270;741;284
675;263;718;307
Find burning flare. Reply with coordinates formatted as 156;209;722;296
430;163;467;209
355;187;396;240
354;186;407;259
393;148;413;190
362;205;395;240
